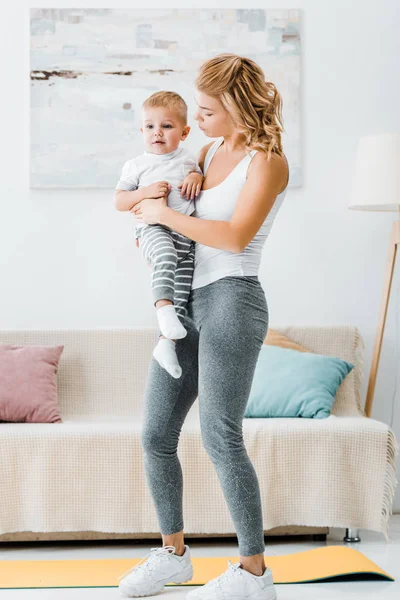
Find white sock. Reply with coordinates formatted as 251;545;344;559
153;339;182;379
156;305;187;340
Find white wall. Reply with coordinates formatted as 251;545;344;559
1;1;400;511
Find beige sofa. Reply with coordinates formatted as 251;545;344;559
0;326;398;544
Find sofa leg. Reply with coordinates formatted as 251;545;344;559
343;528;361;543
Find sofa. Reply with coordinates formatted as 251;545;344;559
0;325;398;544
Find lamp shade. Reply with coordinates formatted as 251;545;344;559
348;133;400;211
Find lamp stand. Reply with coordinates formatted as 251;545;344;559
365;218;400;417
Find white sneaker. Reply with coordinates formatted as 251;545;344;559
118;544;193;597
186;559;277;600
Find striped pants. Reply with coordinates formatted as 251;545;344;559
137;225;195;319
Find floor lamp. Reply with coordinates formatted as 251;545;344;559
348;133;400;418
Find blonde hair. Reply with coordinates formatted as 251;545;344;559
142;91;187;125
195;53;284;159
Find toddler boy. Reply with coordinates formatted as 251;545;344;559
114;91;203;378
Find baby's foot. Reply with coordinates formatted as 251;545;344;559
156;305;187;339
153;338;182;379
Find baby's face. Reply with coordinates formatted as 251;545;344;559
141;107;189;155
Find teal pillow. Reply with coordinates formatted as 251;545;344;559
244;345;354;419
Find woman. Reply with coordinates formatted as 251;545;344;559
119;53;289;599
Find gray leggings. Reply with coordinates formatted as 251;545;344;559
141;275;269;557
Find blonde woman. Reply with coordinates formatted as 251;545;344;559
119;54;289;599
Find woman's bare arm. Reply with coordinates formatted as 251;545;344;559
149;152;288;253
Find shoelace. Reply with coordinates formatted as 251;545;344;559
117;545;176;580
203;560;243;590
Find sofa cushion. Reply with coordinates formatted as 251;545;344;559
0;414;394;540
244;344;354;419
0;327;364;418
0;344;64;423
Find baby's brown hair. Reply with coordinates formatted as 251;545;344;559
142;91;188;125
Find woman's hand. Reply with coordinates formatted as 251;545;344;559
130;196;168;225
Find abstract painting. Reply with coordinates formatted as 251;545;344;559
30;8;301;188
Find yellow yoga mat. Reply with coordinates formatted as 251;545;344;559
0;546;393;589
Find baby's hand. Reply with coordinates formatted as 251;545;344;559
178;172;203;200
144;181;171;199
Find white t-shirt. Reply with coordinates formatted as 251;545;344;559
115;146;202;230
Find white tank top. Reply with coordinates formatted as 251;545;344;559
191;137;289;289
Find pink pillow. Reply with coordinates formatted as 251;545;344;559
0;344;64;423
